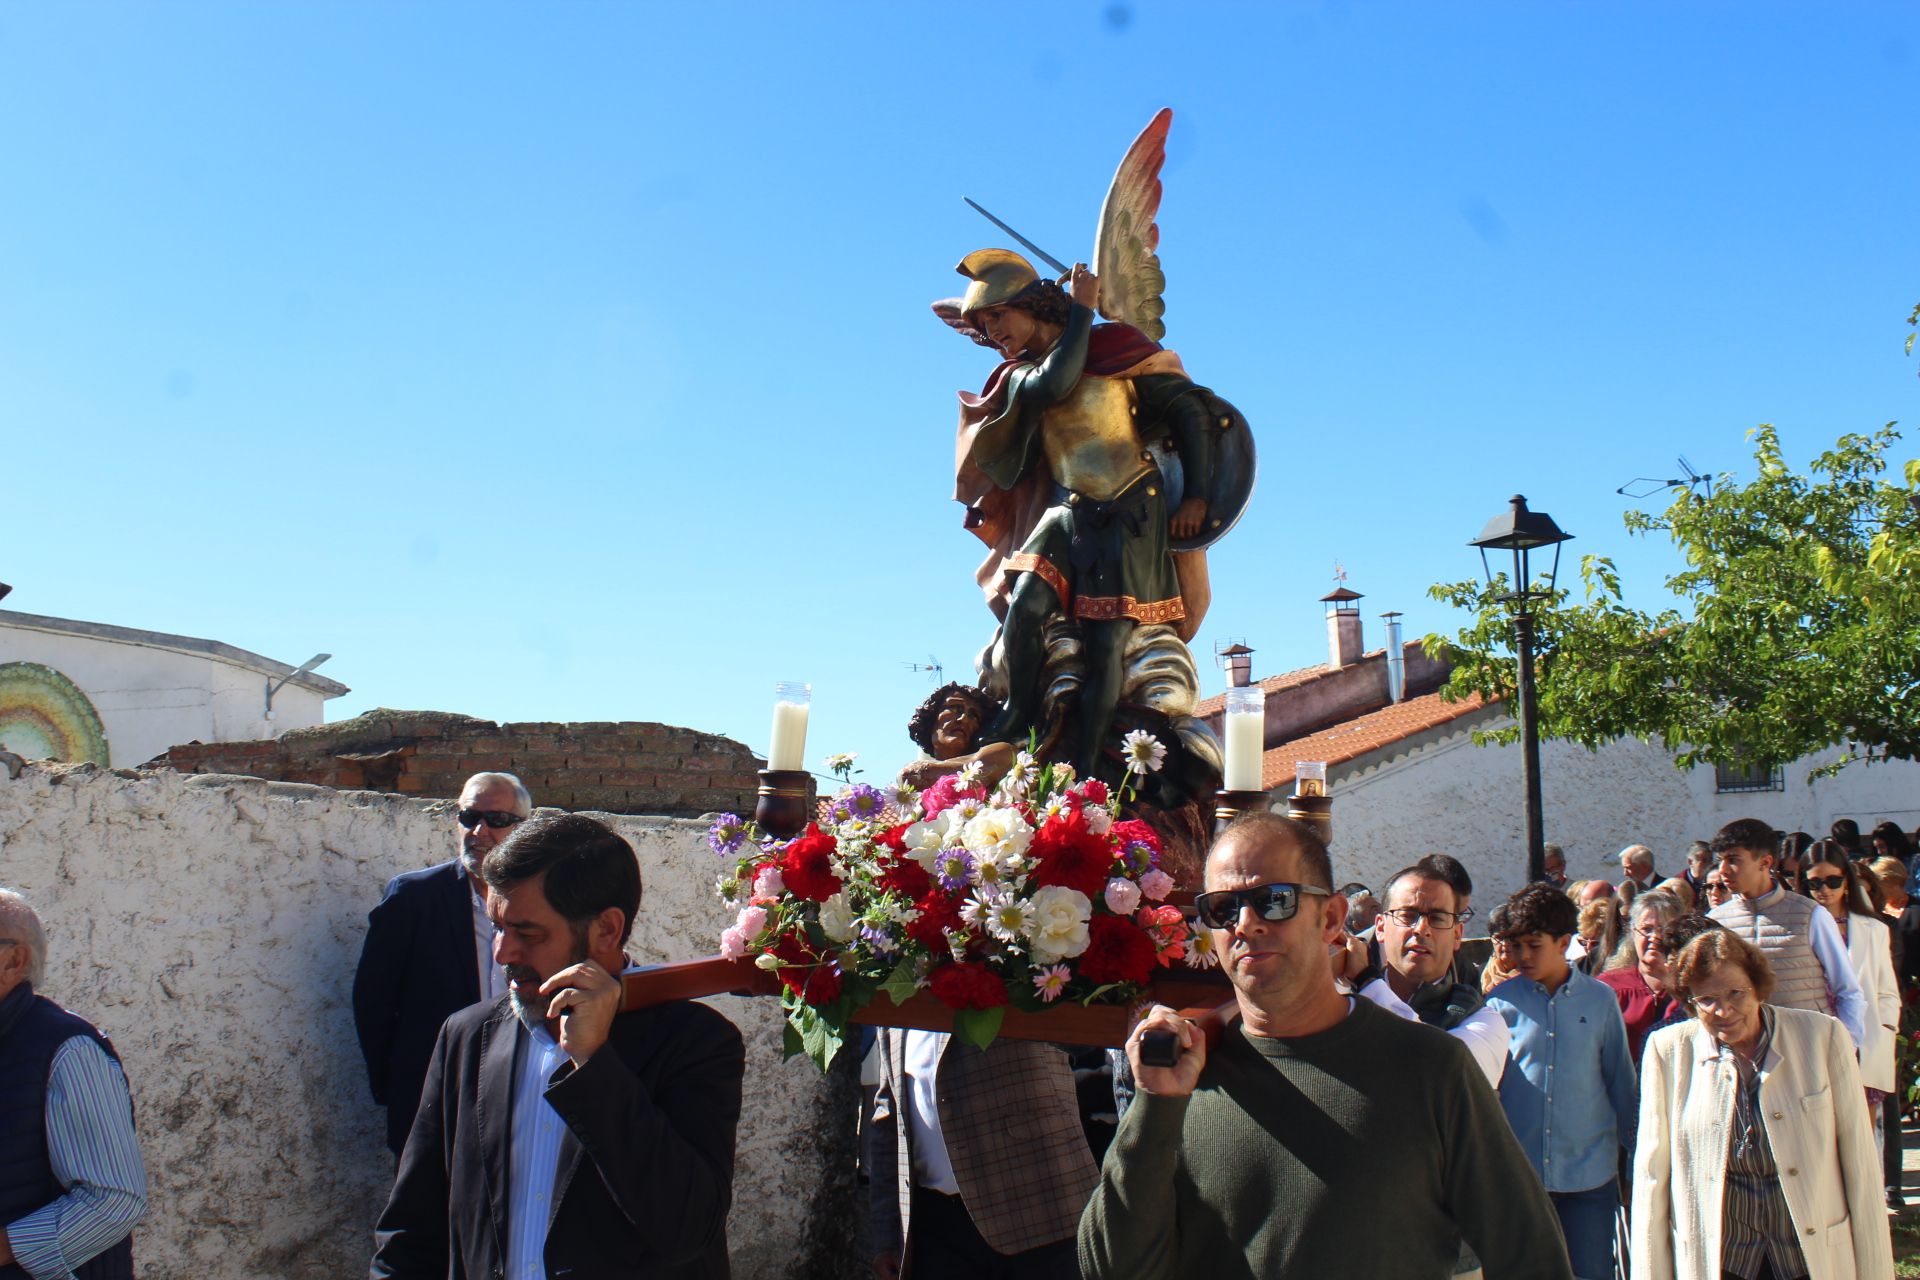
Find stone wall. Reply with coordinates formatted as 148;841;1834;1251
0;762;852;1280
155;708;763;819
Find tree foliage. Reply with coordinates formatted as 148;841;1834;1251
1423;423;1920;775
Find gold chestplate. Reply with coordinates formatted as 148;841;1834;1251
1040;376;1152;502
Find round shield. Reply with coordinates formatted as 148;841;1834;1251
1169;388;1256;552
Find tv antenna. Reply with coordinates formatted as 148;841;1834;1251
904;655;946;684
1616;455;1713;502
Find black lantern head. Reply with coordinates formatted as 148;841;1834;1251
1468;495;1573;603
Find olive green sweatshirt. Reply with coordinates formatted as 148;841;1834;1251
1077;998;1572;1280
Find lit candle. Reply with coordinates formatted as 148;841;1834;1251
767;681;811;772
1223;686;1265;791
1295;760;1328;797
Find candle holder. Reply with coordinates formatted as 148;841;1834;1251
1212;788;1272;836
1287;791;1332;845
755;769;812;840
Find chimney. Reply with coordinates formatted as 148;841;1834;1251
1321;586;1364;670
1216;641;1255;688
1381;611;1405;703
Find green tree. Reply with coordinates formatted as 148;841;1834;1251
1424;423;1920;775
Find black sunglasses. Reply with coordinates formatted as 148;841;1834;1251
1803;874;1846;891
457;808;525;831
1194;882;1332;930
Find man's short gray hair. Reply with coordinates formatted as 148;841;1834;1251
1618;844;1654;872
462;772;533;816
0;888;48;987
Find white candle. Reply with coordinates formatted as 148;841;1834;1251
767;682;811;772
1223;686;1265;791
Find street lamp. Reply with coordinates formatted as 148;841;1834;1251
264;653;332;727
1468;495;1573;885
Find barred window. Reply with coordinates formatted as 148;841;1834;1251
1714;759;1785;794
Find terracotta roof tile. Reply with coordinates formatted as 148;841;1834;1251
1257;690;1498;790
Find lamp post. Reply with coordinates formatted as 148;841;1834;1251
1468;495;1572;885
264;653;332;728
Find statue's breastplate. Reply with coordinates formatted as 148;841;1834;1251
1039;376;1152;502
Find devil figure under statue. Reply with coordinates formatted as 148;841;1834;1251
930;109;1255;824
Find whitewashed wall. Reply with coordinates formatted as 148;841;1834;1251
1327;722;1920;906
0;619;332;765
0;763;833;1280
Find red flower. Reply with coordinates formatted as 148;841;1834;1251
906;890;965;951
1079;779;1110;805
1111;819;1162;857
1079;914;1158;986
770;933;843;1006
877;822;913;853
878;854;932;901
780;824;842;902
928;961;1008;1011
921;775;984;819
1137;904;1189;964
1029;807;1114;899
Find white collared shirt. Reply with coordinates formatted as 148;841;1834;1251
504;1004;572;1280
902;1030;959;1193
469;878;507;1004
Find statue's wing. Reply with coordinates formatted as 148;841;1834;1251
932;298;999;349
1092;107;1172;342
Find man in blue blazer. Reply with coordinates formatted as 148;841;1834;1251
352;772;533;1155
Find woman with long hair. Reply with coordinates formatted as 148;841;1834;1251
1800;841;1901;1181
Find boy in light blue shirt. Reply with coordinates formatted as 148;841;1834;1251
1486;884;1637;1280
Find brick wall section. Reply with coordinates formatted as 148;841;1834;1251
155;708;762;818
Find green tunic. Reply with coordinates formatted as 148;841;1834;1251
1077;999;1574;1280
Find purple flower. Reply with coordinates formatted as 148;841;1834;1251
859;924;899;956
830;783;888;824
707;813;748;858
935;848;977;893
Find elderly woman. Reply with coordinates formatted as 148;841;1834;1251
1632;931;1894;1280
1599;889;1685;1057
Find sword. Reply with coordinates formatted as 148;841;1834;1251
963;197;1071;277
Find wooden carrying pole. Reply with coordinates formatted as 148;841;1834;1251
619;955;1237;1051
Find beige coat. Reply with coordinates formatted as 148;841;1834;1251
1631;1006;1893;1280
1844;913;1900;1092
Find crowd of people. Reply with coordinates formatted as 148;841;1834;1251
3;769;1918;1279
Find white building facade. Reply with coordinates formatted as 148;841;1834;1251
0;610;348;767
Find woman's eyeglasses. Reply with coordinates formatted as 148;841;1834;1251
1803;875;1846;892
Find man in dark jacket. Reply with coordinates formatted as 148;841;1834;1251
0;888;146;1280
352;771;531;1155
370;813;743;1280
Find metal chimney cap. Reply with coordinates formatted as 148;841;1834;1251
1320;586;1364;603
1468;494;1573;552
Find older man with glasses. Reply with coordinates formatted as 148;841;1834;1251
1078;814;1571;1280
352;771;533;1156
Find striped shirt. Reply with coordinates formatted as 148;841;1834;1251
1718;1008;1806;1280
6;1036;147;1280
503;1010;572;1280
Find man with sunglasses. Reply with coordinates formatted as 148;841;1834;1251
1078;814;1571;1280
353;772;533;1156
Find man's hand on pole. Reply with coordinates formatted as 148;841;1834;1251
540;959;620;1067
1128;1003;1205;1098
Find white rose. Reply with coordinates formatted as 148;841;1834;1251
1025;885;1092;965
817;892;856;943
961;808;1034;862
1084;805;1113;836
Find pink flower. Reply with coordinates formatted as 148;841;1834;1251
1139;869;1174;902
921;774;984;820
751;866;785;903
1104;877;1142;915
719;926;751;960
737;904;769;937
1033;964;1071;1002
1084;806;1113;836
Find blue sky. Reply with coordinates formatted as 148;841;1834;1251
3;2;1915;781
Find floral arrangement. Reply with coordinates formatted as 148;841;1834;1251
709;733;1213;1070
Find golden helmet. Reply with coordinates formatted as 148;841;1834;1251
956;248;1038;316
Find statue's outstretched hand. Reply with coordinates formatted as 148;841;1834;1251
1069;262;1099;310
1170;496;1208;540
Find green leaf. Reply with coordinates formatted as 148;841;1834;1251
951;1005;1006;1052
879;957;920;1007
782;1014;805;1062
